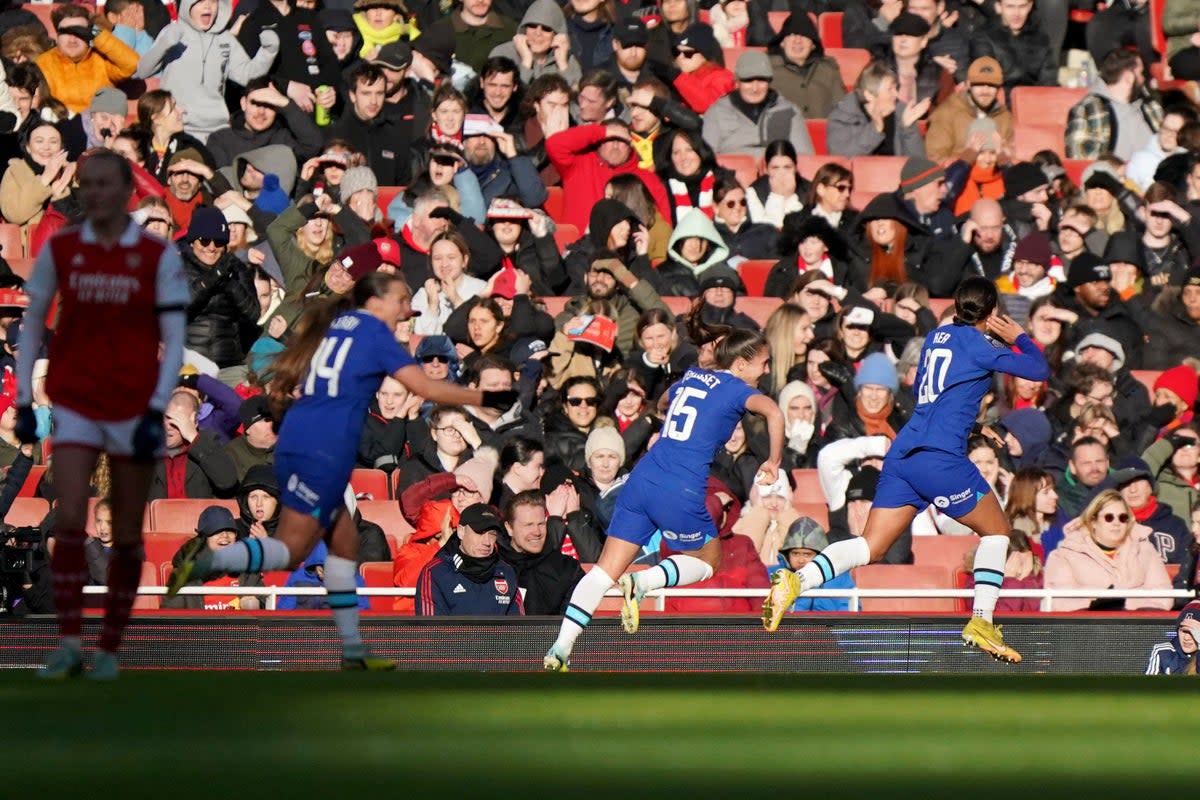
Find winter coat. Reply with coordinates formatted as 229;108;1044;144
136;0;280;139
851;193;974;298
149;431;241;500
235;463;281;540
715;218;778;261
0;157;70;244
277;542;369;610
37;32;139;114
358;405;418;473
769;53;845;120
545;124;671;231
827;92;925;158
1142;437;1200;537
145;131;214;186
234;0;340;92
415;536;523;616
446;10;516;73
1064;84;1165;162
763;255;854;299
923;90;1016;162
701;90;813;159
1134;292;1200;370
661;208;731;296
468;154;548;210
553;278;669;356
496;525;586;616
181;247;262;368
541;411;593;474
1056;288;1144;370
206;107;324;170
673;62;737;115
497;226;565;297
323;106;412;186
1044;521;1174;612
971;19;1057;91
489;0;583;86
223;436;273;481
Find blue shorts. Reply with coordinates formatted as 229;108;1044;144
275;449;353;529
873;450;992;518
607;473;716;551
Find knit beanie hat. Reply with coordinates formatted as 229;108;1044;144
254;174;290;215
454;446;499;495
854;352;899;393
1004;162;1049;199
1154;365;1198;410
585;426;625;464
339;166;378;201
1013;231;1052;267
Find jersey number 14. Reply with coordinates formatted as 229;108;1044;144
917;347;953;405
306;338;353;397
663;387;707;441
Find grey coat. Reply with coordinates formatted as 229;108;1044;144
701;91;813;159
826;92;925;158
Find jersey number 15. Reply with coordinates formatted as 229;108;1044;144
306;338;353;397
663;387;707;442
917;347;953;405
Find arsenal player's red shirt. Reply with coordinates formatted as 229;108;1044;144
32;221;189;421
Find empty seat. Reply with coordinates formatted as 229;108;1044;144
715;153;760;188
359;561;395;611
134;561;161;610
737;297;783;327
851;564;957;612
1012;124;1065;161
18;464;46;498
150;498;239;534
144;531;194;584
818;11;843;48
1062;158;1094;188
5;497;48;528
553;224;579;255
543;185;565;223
767;10;788;31
911;536;978;575
350;468;389;501
0;223;23;260
791;468;824;504
6;258;33;279
358;499;414;542
721;46;766;74
851;155;905;194
663;296;692;315
737;259;777;297
806;119;827;155
824;48;870;90
791;500;829;528
795;154;850;180
928;297;954;320
1009;86;1086;130
1131;369;1162;396
540;296;570;318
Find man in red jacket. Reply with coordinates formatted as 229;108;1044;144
545;120;671;231
669;23;736;114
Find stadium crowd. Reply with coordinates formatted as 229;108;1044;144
0;0;1198;624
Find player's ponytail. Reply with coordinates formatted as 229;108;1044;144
712;328;769;370
953;277;998;326
264;273;408;420
684;297;733;348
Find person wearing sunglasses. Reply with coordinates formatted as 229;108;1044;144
1045;487;1173;611
492;0;581;86
542;376;606;474
800;162;858;239
712;174;777;260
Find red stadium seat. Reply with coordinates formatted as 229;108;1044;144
0;223;23;259
544;185;565;223
1009;86;1086;131
150;499;238;535
541;296;570;318
1149;0;1167;56
1012;125;1065;161
715;153;761;188
791;500;829;528
350;468;389;501
1061;159;1094;189
1167;563;1181;581
825;48;870;90
795;154;850;181
375;185;403;218
553;223;579;255
134;561;161;609
911;536;978;575
851;155;905;195
767;10;788;31
791;468;824;504
851;564;958;611
1131;369;1162;396
818;11;843;48
5;497;48;528
17;464;46;498
806;119;827;155
736;297;783;327
737;259;776;296
358;499;414;544
359;561;395;610
663;296;691;315
144;531;194;584
928;297;954;320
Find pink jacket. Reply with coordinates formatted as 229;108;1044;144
1044;521;1173;611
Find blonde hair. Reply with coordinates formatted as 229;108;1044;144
763;303;809;398
294;212;335;266
1079;488;1133;540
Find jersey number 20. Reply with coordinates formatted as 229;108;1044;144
917;347;953;404
663;387;707;441
306;338;353;397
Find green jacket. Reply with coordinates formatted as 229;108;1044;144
1163;0;1200;59
1142;436;1199;521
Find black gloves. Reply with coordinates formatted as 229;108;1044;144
1146;403;1178;429
481;389;518;410
818;360;854;389
14;406;37;445
429;206;465;226
132;409;165;461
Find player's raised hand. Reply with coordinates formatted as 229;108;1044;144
755;460;781;487
985;313;1024;345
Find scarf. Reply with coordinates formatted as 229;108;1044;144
353;12;412;58
1132;495;1159;524
430;121;462;146
400;222;426;254
631;128;660;170
856;397;897;439
164;449;190;499
953;164;1005;216
441;533;500;584
668;172;715;220
797;255;834;279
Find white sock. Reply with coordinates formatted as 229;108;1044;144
797;537;872;589
206;536;291;574
634;555;713;593
323;554;364;650
972;535;1008;623
552;566;615;656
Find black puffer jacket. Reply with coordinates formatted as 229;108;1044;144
182;247;261;368
236;463;281;540
541;411;593;474
1133;291;1200;370
496;525;586;615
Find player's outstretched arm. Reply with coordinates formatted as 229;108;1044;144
745;393;785;485
393;365;517;411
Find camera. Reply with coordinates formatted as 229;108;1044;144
0;524;47;575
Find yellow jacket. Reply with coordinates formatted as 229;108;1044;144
37;31;139;114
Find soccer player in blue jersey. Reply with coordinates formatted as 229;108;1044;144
544;320;785;671
763;277;1050;662
168;272;515;670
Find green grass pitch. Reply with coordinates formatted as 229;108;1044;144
6;672;1196;799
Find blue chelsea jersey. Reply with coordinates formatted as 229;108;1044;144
892;325;1050;458
636;367;758;484
278;310;415;462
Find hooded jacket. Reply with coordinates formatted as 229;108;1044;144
1145;602;1200;674
488;0;583;86
1043;520;1173;611
659;208;730;298
277;541;370;610
136;0;280;139
562;198;651;294
850;193;974;298
236;463;281;539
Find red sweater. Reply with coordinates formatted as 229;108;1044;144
545;124;671;231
